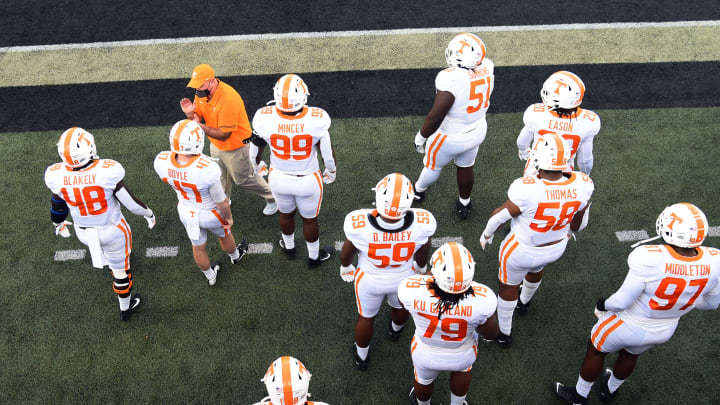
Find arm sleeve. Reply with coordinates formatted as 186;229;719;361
115;186;152;217
209;180;227;203
318;132;336;171
604;270;646;312
51;194;69;223
693;278;720;310
482;208;513;237
516;125;535;150
576;135;595;175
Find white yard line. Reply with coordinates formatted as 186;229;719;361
248;243;273;254
54;249;86;261
145;246;179;257
4;21;718;53
615;230;651;242
431;236;464;247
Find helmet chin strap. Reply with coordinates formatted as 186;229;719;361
631;235;661;249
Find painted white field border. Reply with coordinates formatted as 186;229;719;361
432;236;464;247
709;226;720;237
145;246;179;257
3;20;719;53
54;249;86;261
248;243;273;254
615;230;651;242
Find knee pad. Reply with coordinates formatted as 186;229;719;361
112;272;133;296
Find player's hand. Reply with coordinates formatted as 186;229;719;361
518;147;531;160
594;298;607;319
255;161;269;177
54;220;72;238
144;209;156;229
323;168;336;184
180;98;195;115
340;264;356;282
414;131;426;154
223;217;233;230
412;260;427;275
480;232;494;250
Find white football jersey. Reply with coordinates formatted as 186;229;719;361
343;208;437;277
44;159;125;227
614;245;720;331
153;151;223;210
435;59;495;135
398;275;497;350
519;103;600;172
252;106;331;174
507;171;594;246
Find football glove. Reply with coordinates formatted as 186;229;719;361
255;161;269;177
144;209;156;229
323;168;336;184
414;131;427;154
412;260;427;275
340;264;356;282
518;147;531;160
479;232;494;250
53;220;72;238
594;298;607;319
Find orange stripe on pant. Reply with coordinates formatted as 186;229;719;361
592;315;624;351
426;134;447;170
211;209;229;236
424;134;443;170
117;219;132;270
313;171;324;217
354;270;365;316
498;235;518;284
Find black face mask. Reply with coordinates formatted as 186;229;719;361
195;89;210;98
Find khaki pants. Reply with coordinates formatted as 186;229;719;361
210;143;273;201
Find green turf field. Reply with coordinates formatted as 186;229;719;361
2;107;719;404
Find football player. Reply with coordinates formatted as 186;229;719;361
517;71;600;177
553;203;720;404
479;133;594;347
340;173;437;371
398;242;499;405
253;356;329;405
44;127;155;321
248;74;336;268
413;32;494;219
153;120;248;285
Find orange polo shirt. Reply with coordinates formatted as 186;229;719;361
194;80;251;151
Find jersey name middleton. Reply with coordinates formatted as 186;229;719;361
343;208;437;276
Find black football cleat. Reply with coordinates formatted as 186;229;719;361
351;343;369;371
496;331;512;348
413;184;426;202
408;386;419;405
599;368;617;402
516;287;532;315
308;247;332;268
120;294;142;321
552;382;588;404
388;318;403;341
278;239;297;260
231;239;249;264
456;200;472;219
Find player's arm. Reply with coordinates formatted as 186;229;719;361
596;271;645;314
208;179;232;228
412;240;432;274
414;91;454;153
575;135;595;175
50;193;72;237
339;240;359;282
114;181;155;228
477;313;499;341
319;132;337;183
516;125;534;160
692;280;720;310
570;201;591;232
480;200;521;249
